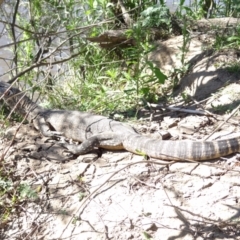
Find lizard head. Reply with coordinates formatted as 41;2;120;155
0;82;40;117
0;82;29;113
0;82;21;99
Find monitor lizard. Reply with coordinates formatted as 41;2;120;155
0;81;240;161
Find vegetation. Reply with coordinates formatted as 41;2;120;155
0;0;240;226
0;0;239;114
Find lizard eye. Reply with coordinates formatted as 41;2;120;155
3;89;13;97
0;83;13;97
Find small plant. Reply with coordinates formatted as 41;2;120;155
211;103;234;114
227;61;240;73
0;174;38;223
140;3;171;29
18;183;38;200
79;192;87;201
143;231;153;240
181;92;192;103
213;24;240;50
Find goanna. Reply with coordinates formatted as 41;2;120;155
0;81;240;161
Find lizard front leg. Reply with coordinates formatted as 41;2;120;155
61;133;124;155
33;117;63;137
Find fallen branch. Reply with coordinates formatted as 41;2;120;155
117;0;133;26
149;103;214;116
204;104;240;141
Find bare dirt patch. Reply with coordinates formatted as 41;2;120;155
1;112;240;239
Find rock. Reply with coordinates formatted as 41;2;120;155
191;164;226;177
169;162;199;174
141;218;157;231
163;116;179;128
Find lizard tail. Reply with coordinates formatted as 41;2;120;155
123;135;240;161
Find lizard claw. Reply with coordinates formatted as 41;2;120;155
59;143;82;155
57;143;75;157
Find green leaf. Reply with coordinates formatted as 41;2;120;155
146;61;167;84
154;68;167;84
143;231;153;239
18;184;38;200
227;36;240;42
180;0;185;6
140;87;150;95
